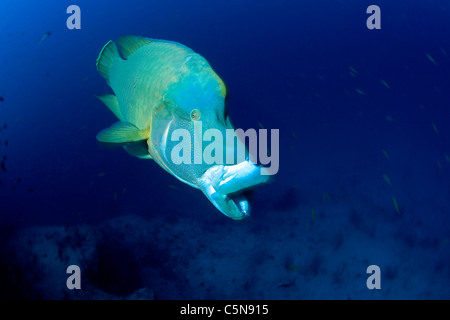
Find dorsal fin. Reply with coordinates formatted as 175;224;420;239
96;40;121;84
116;35;153;59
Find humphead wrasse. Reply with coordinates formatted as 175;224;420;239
95;36;270;220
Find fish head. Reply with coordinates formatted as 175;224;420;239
149;69;270;219
163;70;230;133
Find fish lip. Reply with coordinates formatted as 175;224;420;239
199;161;268;219
228;192;250;218
210;161;271;195
199;174;249;220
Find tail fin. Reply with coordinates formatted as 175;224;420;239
96;40;121;85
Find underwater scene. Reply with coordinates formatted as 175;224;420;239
0;0;449;300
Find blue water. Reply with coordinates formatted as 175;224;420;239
0;0;449;299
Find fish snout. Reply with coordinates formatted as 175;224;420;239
199;161;270;220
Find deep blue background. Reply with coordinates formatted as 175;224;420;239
0;0;449;299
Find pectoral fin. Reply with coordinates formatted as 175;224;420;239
96;121;149;143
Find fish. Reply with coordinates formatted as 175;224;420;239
437;160;443;170
0;96;4;102
288;265;301;272
95;36;270;220
382;174;392;186
382;149;390;160
426;53;437;66
392;196;400;214
348;66;358;77
380;79;390;89
38;31;51;45
385;115;394;122
355;89;365;95
432;122;439;135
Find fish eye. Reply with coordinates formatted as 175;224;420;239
190;109;201;120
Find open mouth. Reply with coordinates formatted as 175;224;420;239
227;190;253;217
199;161;269;220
